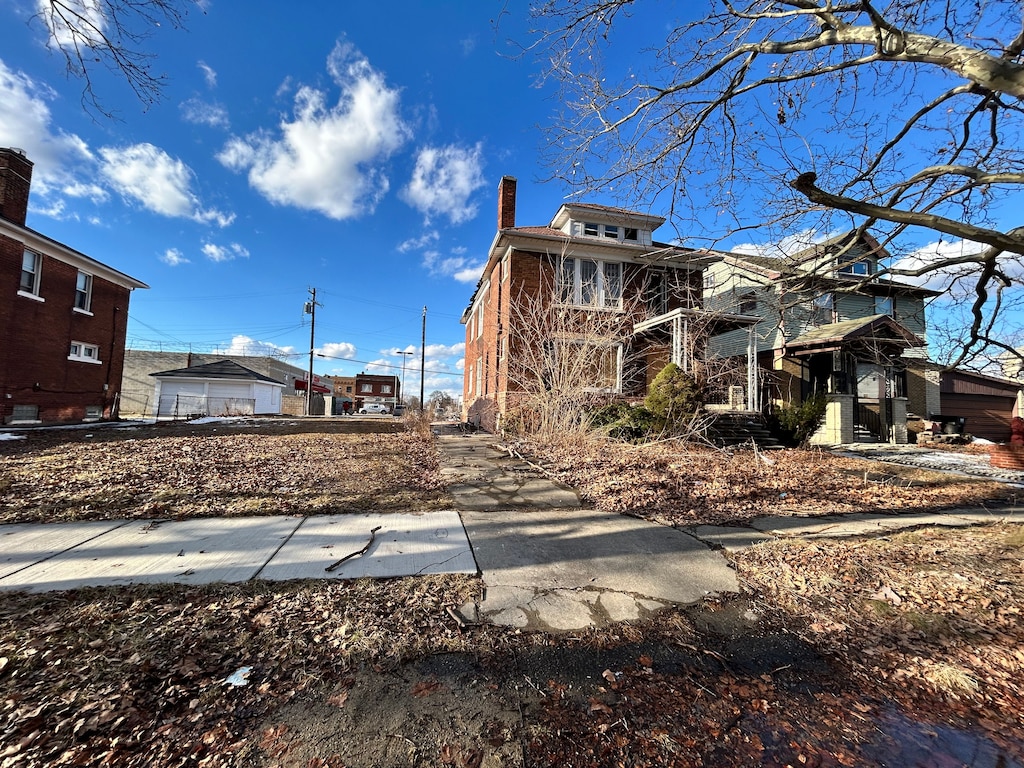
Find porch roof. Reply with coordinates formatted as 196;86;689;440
632;307;759;336
786;314;925;356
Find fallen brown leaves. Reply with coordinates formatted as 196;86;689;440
0;575;479;767
735;523;1024;760
0;419;450;524
515;437;1016;524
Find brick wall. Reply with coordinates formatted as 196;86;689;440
0;148;32;226
1;232;131;422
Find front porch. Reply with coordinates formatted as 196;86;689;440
632;307;762;412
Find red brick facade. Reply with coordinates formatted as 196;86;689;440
0;148;146;424
463;177;707;432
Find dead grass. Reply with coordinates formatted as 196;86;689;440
515;436;1019;525
0;419;452;524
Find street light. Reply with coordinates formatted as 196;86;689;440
396;350;415;405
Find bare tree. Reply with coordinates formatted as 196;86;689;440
529;0;1024;369
31;0;197;115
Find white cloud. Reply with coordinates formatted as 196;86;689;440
401;143;485;224
421;249;486;284
180;98;229;129
160;248;190;266
397;230;439;253
62;181;108;203
37;0;106;49
730;228;831;259
319;341;357;359
99;143;233;225
198;61;217;88
0;59;93;191
202;242;249;262
425;342;465;358
217;38;410;220
216;335;296;357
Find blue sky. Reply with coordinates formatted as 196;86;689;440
3;1;1017;396
2;1;599;399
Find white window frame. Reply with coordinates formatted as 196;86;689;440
69;341;101;364
360;383;373;393
874;296;894;316
837;259;871;277
19;250;43;299
381;384;392;394
557;257;623;310
563;340;623;394
74;271;93;314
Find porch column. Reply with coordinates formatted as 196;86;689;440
671;316;683;368
890;397;909;444
746;325;758;411
809;393;855;446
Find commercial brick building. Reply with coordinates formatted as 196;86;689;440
0;148;148;424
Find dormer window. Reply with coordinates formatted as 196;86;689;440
624;227;638;241
583;222;599;236
837;259;871;276
604;224;619;239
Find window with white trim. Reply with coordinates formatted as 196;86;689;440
69;341;101;363
360;383;373;393
381;384;392;394
560;340;622;393
837;259;871;276
20;250;40;295
558;258;622;309
603;224;619;240
74;271;93;312
874;296;893;316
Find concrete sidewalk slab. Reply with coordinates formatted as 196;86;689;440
0;520;128;580
0;516;302;593
438;435;582;509
257;511;477;582
458;508;738;630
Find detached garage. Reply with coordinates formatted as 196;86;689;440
939;370;1022;443
150;360;284;418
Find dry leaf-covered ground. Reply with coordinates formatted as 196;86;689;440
1;420;1022;766
515;437;1020;525
0;418;449;524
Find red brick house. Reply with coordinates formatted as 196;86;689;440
354;372;400;412
0;148;148;424
461;176;758;432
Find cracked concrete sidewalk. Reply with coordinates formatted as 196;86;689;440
438;431;1024;632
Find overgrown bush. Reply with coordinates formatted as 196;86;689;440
644;363;704;430
588;403;660;443
768;393;829;447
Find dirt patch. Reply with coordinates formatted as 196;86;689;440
0;418;449;524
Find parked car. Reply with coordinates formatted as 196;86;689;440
359;403;391;415
392;404;406;417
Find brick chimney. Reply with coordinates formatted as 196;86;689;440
0;148;33;226
497;175;516;230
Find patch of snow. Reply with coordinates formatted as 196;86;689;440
0;433;25;441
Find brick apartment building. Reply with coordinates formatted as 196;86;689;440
0;148;148;424
460;175;756;433
354;372;400;411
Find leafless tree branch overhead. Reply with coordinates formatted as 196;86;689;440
531;0;1024;367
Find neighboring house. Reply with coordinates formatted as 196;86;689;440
0;148;148;424
704;231;940;444
354;372;400;411
333;375;356;414
121;350;308;416
150;360;285;417
461;176;758;433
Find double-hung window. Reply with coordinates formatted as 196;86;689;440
837;259;871;277
75;271;93;312
20;250;41;296
558;258;622;309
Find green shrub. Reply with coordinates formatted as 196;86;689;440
768;393;828;447
644;363;704;428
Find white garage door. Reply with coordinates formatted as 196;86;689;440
157;381;205;417
208;383;255;416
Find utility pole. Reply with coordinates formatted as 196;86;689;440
304;288;321;416
420;306;427;411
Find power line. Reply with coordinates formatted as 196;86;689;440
314;352;462;378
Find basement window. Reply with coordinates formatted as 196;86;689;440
69;341;101;364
